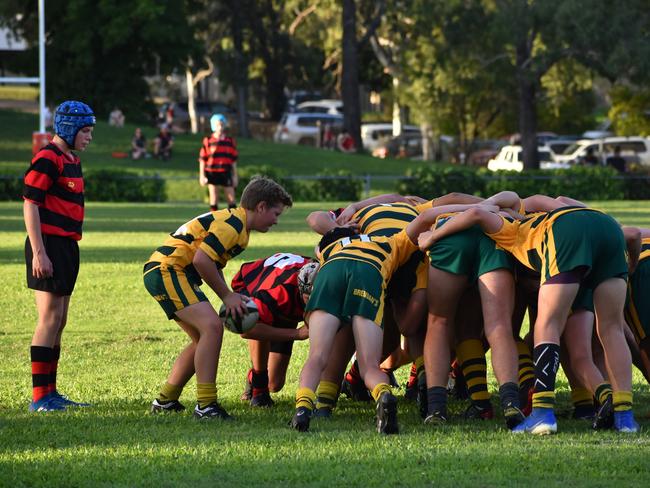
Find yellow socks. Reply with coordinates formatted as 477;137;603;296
595;383;613;405
532;391;555;409
158;381;183;402
296;387;316;410
570;387;594;410
613;391;633;412
516;339;535;386
196;383;217;408
457;339;490;407
371;383;392;402
316;381;339;410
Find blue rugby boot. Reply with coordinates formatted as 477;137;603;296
614;410;639;433
51;391;91;407
511;408;557;435
29;394;66;412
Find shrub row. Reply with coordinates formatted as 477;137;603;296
2;165;649;202
400;165;649;200
0;170;166;202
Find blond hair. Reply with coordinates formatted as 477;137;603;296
240;176;293;210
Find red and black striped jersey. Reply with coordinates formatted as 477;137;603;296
199;134;238;173
231;253;311;327
23;143;84;240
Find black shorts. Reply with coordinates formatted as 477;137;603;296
205;170;233;187
25;234;80;296
270;340;294;356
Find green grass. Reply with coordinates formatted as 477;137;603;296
1;200;650;487
0;109;424;200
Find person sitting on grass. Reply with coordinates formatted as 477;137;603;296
130;127;148;160
153;125;173;160
233;253;318;407
144;177;292;420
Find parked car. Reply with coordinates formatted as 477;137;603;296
487;145;560;171
273;112;344;146
361;123;420;152
546;138;580;158
285;90;323;112
372;133;424;159
296;99;343;115
554;137;650;166
158;101;234;133
467;139;507;166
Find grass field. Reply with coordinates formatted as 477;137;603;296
1;200;650;487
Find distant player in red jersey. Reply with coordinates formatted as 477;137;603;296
232;253;319;407
23;100;96;412
199;114;238;211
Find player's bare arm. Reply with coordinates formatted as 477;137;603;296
23;200;53;279
193;249;247;317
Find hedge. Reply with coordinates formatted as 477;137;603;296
0;170;166;202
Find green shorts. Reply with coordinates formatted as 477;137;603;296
572;286;594;313
625;257;650;342
545;211;628;287
143;262;208;319
306;260;386;326
428;222;513;282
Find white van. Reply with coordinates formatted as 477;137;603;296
361;123;420;151
554;137;650;166
487;145;561;171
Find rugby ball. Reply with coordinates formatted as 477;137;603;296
219;300;259;334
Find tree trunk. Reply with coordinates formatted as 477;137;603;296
186;66;198;134
231;3;250;138
341;0;362;152
516;41;539;170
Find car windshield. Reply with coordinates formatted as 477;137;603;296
539;151;552;162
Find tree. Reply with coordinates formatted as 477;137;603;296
341;0;362;150
1;0;198;119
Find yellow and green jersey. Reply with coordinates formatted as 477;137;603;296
319;230;418;282
147;207;249;270
639;237;650;262
486;206;601;272
353;203;420;237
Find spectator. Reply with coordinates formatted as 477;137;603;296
606;145;627;173
42;105;53;130
130;127;148;160
108;107;125;128
153;125;174;160
581;147;599;166
337;130;356;153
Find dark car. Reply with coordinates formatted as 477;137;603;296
372;133;423;159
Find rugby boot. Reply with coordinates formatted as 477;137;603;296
572;404;596;421
614;410;640;433
511;408;557;435
464;402;494;420
250;390;274;408
194;402;233;420
424;409;448;425
448;359;469;400
240;368;253;401
151;399;186;414
503;405;526;430
376;392;399;435
592;396;614;430
29;394;66;412
313;406;333;418
341;375;372;402
50;391;91;407
290;406;312;432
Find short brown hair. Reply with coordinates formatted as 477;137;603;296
240;176;293;210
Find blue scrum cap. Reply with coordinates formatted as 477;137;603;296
54;101;96;148
210;113;227;132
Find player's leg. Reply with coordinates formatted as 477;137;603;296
30;291;68;411
174;301;230;419
315;326;355;417
352;315;399;434
513;281;579;435
224;185;237;209
208;184;219;211
593;277;638;432
479;269;524;429
424;267;468;423
152;319;198;413
292;310;341;431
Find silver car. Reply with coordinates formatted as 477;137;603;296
274;113;344;146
